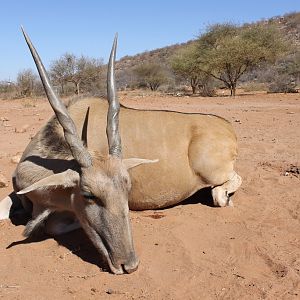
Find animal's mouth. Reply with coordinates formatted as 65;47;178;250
100;234;139;275
107;252;140;275
83;223;138;275
106;256;139;275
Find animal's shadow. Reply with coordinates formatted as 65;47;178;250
7;192;109;271
176;186;214;207
6;187;214;272
6;227;109;272
54;229;109;271
8;192;31;226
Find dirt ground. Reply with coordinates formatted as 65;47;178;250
0;91;299;299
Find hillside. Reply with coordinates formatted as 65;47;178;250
266;11;300;45
115;11;300;86
115;40;194;87
116;40;194;71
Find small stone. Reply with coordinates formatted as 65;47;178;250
11;154;22;164
0;117;9;122
0;174;8;188
0;152;8;159
15;124;29;133
106;288;114;294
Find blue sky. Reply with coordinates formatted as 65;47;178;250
0;0;299;81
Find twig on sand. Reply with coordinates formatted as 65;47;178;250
233;273;245;279
0;284;20;289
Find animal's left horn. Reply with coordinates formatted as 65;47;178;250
106;34;122;158
21;27;92;168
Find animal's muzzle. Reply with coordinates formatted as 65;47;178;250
122;256;140;274
110;253;139;275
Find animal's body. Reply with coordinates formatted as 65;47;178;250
1;29;242;274
14;97;241;212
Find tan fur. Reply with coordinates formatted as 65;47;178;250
70;98;240;209
14;97;241;210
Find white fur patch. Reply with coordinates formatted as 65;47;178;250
0;196;13;220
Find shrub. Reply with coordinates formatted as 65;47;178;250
268;74;298;93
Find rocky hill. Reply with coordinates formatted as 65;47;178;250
266;12;300;45
116;40;194;72
115;11;300;84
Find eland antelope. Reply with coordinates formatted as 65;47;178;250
2;29;242;274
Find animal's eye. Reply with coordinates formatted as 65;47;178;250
81;191;97;200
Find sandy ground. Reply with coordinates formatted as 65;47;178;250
0;92;299;299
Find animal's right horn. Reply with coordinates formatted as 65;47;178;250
21;27;92;168
106;34;122;158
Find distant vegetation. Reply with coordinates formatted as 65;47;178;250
172;23;289;96
0;54;105;99
50;53;104;96
132;63;168;91
0;12;299;99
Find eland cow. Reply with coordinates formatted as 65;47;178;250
1;29;242;274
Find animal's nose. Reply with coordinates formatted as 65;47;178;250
123;255;139;274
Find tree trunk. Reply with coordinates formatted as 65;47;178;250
76;82;80;95
191;77;198;94
150;82;159;91
231;83;236;97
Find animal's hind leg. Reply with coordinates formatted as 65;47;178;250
211;171;242;207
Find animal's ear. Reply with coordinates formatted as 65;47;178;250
122;158;159;170
17;169;80;195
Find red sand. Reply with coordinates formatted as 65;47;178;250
0;92;299;299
